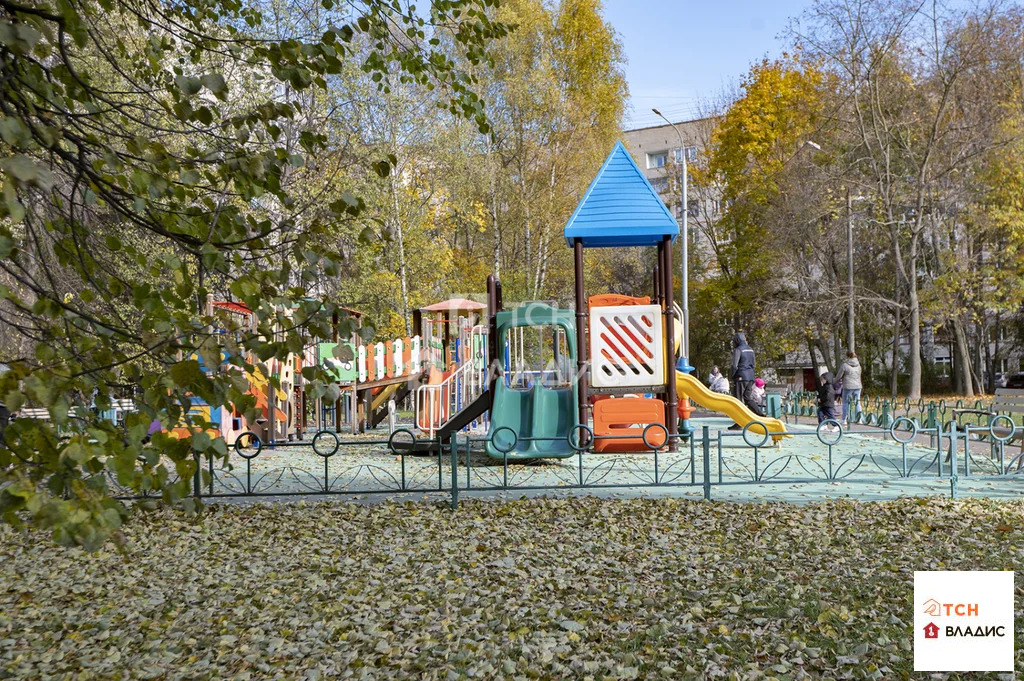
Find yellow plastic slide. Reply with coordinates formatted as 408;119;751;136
371;382;401;413
675;372;787;442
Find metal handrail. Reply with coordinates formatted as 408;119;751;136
415;325;488;437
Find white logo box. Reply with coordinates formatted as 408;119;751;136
914;570;1014;672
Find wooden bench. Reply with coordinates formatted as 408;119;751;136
954;389;1024;469
988;389;1024;441
16;407;51;420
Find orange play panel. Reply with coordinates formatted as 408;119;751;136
588;294;650;310
593;397;667;452
417;366;450;430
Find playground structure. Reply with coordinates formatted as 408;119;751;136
413;299;489;439
158;296;488;445
482;302;578;458
557;141;685;455
251;297;490;443
498;141;786;456
587;293;668;452
574;144;786;444
20;143;787;453
410;140;787;460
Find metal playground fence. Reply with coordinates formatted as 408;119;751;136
111;408;1024;508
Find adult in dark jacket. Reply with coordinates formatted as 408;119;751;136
815;367;838;430
730;332;759;422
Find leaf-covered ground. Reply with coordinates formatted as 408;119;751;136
1;497;1021;680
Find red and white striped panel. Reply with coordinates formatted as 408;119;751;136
589;304;664;388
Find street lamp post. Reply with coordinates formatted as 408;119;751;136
847;188;855;354
652;109;689;362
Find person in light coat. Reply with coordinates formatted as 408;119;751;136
833;352;863;426
708;366;730;394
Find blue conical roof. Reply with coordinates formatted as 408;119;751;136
563;141;679;248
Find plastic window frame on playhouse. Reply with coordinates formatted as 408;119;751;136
503;322;575;392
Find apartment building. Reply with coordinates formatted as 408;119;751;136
622;117;722;258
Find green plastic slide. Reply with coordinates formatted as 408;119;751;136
484;304;578;460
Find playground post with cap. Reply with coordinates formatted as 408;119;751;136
574;238;588;428
662;235;678;450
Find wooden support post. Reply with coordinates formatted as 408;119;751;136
487;275;499;397
350;386;357;435
656;244;667;404
268;359;277;446
574;239;588;429
332;310;341;434
663;236;678;451
443;316;452;371
360;388;370;434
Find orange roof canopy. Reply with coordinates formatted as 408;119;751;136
421;298;487;312
211;300;362;318
211;301;252;315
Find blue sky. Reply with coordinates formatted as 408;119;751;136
602;0;813;128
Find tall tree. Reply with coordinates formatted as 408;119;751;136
703;56;832;365
795;0;1023;397
0;0;507;547
456;0;627;303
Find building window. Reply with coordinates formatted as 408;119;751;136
647;152;667;169
650;176;668;193
673;200;700;218
934;356;951;377
673;147;698;163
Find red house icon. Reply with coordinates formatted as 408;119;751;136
924;622;939;639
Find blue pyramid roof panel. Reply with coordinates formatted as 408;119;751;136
563;141;680;248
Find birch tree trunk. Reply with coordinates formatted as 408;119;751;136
906;249;922;399
972;321;985;394
389;175;410;336
890;305;901;399
521;169;531;291
952;317;974;397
